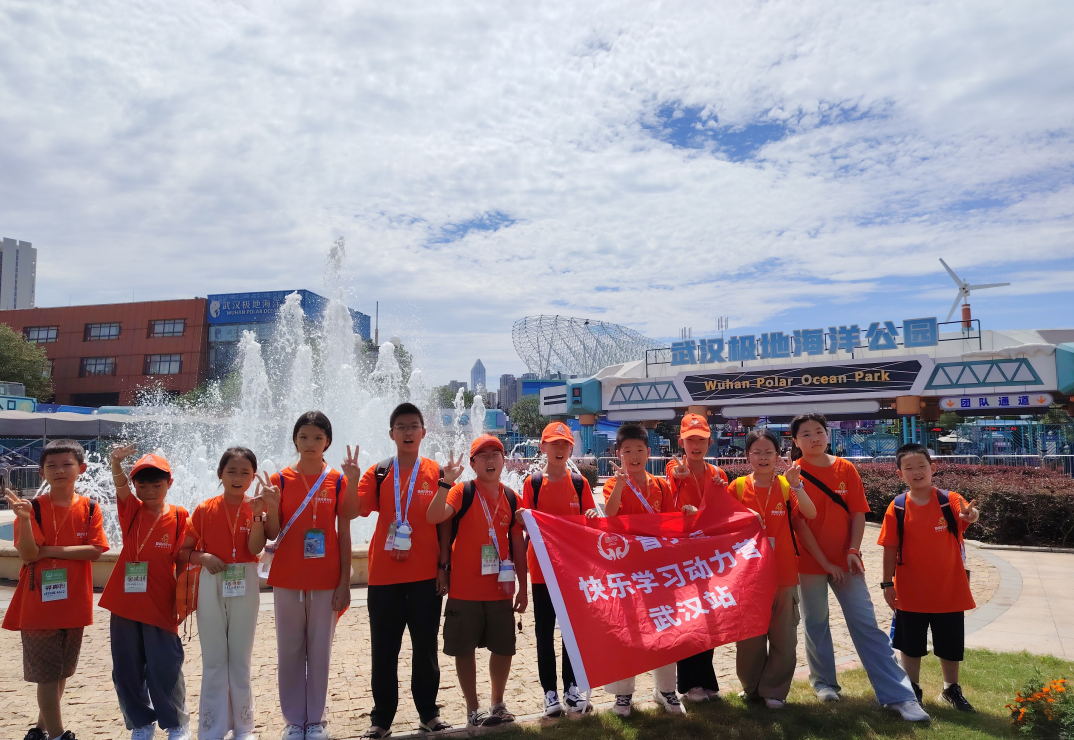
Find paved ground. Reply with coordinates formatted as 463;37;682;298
0;526;1001;740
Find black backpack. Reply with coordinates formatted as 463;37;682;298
451;481;518;559
373;457;443;498
892;488;961;566
27;496;99;593
530;471;585;512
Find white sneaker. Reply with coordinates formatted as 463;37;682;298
653;690;686;715
235;734;259;740
764;698;785;709
613;694;632;716
281;726;305;740
704;689;721;700
684;687;710;702
887;700;931;722
815;686;841;702
131;725;156;740
305;724;329;740
166;726;190;740
563;685;593;714
544;690;564;717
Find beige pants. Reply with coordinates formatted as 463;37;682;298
274;587;337;728
605;663;677;696
736;585;800;701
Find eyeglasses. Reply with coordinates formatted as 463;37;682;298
392;423;423;433
748;449;779;458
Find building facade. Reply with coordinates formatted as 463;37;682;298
471;359;486;393
2;299;209;406
498;373;519;410
0;238;37;310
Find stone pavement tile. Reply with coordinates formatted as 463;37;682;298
0;533;1000;740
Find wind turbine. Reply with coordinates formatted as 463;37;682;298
939;258;1010;324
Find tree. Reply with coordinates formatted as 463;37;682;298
0;324;54;401
938;411;961;432
509;394;548;438
433;385;474;409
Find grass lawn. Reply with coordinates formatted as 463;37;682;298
502;649;1073;740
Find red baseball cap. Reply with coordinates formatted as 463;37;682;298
130;453;172;480
541;422;575;445
680;413;711;439
470;434;505;458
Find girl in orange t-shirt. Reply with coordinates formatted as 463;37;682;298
263;411;357;740
179;446;271;740
731;428;816;708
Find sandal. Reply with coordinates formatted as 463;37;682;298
359;728;391;739
490;702;515;723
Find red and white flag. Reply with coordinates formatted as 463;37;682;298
522;490;777;690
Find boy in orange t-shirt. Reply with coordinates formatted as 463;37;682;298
101;446;191;740
515;422;598;716
879;443;979;712
426;435;528;728
4;439;108;740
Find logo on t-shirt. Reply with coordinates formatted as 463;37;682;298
156;532;171;549
418;480;433;496
935;516;948;533
837;482;847;496
597;532;630;561
771;502;786;516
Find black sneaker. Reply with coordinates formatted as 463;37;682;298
58;733;79;740
911;682;923;703
940;684;975;712
23;729;47;740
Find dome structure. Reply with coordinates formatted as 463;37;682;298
512;315;662;377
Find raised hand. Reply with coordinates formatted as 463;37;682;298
784;458;802;489
610;460;629;485
341;444;361;481
671;455;691;479
110;443;138;464
443;450;465;485
960;499;980;524
4;489;31;521
252;472;281;515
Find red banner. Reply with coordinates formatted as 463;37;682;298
522;490;777;690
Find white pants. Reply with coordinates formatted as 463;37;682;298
274;587;337;728
196;562;260;739
605;663;677;696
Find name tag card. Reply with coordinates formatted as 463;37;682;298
125;562;148;593
480;545;499;576
41;568;68;602
304;529;326;559
222;563;246;598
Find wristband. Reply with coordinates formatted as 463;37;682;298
438;480;451;490
252;515;266;522
846;548;861;556
439;562;451;572
880;581;894;589
790;484;805;491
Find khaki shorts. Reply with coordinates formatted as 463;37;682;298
22;628;84;683
443;598;516;657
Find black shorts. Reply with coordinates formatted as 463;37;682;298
892;610;964;661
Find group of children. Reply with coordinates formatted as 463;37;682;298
3;404;980;740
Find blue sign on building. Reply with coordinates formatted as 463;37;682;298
206;290;370;340
670;317;939;367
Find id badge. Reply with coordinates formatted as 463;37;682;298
222;563;246;598
768;536;776;550
41;568;68;602
384;521;396;552
304;529;326;559
125;561;148;593
480;544;499;576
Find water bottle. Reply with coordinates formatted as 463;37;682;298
391;522;412;562
497;560;516;596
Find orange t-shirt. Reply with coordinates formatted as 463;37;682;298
100;496;188;633
446;482;521;601
358;457;442;586
877;489;975;613
796;457;871;575
267;466;346;591
602;473;675;515
666;460;728;510
733;476;801;587
522;473;596;585
187;495;257;564
3;494;109;631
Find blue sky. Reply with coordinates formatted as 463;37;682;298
0;0;1071;388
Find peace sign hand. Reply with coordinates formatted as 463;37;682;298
609;460;629;485
443;450;465;486
341;445;361;481
251;472;281;516
110;443;138;464
4;488;32;521
960;499;980;524
784;458;802;489
671;455;691;479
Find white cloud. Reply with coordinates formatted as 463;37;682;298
0;0;1071;386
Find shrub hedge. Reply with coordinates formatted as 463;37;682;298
722;463;1074;547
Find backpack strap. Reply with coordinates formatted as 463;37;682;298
799;469;851;515
31;497;42;528
504;486;519;560
531;472;543;511
731;477;747;502
570;474;584;510
936;488;966;562
778;476;799;557
373;457;394;499
450;481;479;546
893;493;907;566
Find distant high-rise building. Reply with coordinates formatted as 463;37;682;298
486;390;497;409
447;380;466;394
471;359;486;394
0;238;37;310
498;373;519;410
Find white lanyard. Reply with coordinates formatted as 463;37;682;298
393;457;421;527
625;475;655;513
476;486;504;559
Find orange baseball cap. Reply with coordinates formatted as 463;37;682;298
541;421;575;445
130;453;172;479
680;413;711;439
470;434;504;458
